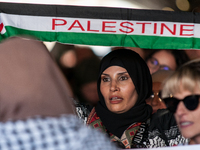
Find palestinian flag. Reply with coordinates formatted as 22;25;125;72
0;2;200;49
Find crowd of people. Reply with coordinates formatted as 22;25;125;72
0;36;200;149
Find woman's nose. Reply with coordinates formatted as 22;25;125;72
110;80;119;92
175;102;187;115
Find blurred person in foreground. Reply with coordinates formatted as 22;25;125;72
146;70;174;114
162;58;200;145
0;37;119;150
146;49;190;74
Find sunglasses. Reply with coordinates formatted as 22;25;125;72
163;95;200;113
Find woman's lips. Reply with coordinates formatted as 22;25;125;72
109;96;123;104
179;121;193;128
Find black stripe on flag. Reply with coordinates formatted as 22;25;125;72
0;2;196;23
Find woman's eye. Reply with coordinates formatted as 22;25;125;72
150;58;159;66
102;77;110;82
119;76;128;81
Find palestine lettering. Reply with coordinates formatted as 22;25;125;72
52;18;194;36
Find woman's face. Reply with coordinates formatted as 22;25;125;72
174;89;200;141
100;66;138;114
146;50;177;74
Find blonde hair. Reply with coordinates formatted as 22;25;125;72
162;58;200;98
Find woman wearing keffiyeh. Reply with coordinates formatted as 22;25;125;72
0;37;118;150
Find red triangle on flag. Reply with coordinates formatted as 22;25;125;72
0;23;4;32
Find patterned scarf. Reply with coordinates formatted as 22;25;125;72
87;108;142;149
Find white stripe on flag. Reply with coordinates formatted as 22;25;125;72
1;13;200;38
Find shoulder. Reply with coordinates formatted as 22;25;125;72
146;109;188;147
86;107;98;124
150;109;177;129
86;108;108;135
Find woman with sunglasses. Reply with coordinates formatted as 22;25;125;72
162;58;200;145
87;49;187;148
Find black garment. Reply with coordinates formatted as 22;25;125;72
132;109;187;148
95;49;152;138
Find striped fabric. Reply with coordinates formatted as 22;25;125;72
0;2;200;49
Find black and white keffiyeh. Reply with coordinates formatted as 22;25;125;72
0;115;118;150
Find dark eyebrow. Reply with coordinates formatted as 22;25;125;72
118;72;128;75
101;72;128;76
101;73;109;76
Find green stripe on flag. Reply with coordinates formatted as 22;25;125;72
1;26;196;49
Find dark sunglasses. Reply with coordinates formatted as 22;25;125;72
163;95;200;113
